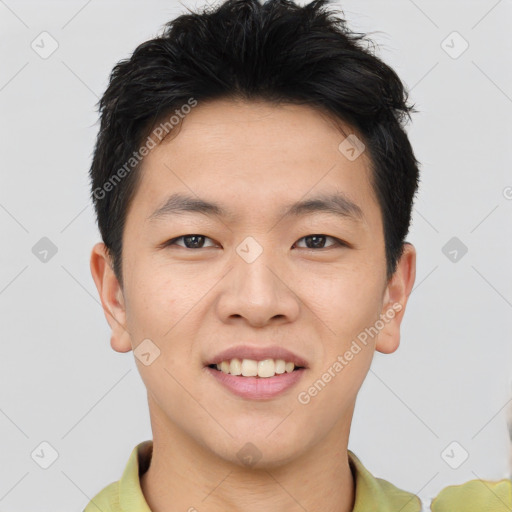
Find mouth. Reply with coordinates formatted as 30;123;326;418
204;360;307;400
203;345;309;398
204;344;309;377
207;360;306;378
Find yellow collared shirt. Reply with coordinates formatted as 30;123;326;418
83;441;512;512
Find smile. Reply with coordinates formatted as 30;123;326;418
205;361;307;400
209;357;304;378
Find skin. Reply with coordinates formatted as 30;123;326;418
90;98;416;512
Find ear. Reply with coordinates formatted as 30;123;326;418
375;242;416;354
90;242;132;353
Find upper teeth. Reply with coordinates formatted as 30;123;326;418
215;358;297;378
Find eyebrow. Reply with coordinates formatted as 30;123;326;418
148;191;365;224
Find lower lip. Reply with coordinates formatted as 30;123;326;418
205;366;306;400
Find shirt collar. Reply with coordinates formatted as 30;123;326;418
118;440;153;512
118;441;421;512
347;449;421;512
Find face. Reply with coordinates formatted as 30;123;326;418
91;98;416;468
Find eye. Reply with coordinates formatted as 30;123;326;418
294;234;347;250
163;234;217;249
161;234;348;250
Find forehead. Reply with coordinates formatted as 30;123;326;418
132;99;381;232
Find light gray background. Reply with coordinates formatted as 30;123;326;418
1;0;511;510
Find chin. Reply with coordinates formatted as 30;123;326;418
205;430;308;470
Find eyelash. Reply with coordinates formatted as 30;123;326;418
162;234;348;250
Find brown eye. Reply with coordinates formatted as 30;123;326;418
164;235;217;249
294;235;346;249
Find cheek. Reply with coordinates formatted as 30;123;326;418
123;260;209;375
123;261;182;339
293;266;382;332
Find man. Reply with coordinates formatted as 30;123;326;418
85;0;511;510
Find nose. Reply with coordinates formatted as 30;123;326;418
215;248;301;328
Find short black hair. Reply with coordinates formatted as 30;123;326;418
90;0;420;285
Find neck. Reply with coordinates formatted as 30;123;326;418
140;405;355;512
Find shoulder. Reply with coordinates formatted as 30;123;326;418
427;477;512;512
83;481;120;512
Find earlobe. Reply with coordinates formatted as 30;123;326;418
90;242;133;353
375;243;416;355
111;329;133;353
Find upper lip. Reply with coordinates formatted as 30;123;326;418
205;345;309;368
